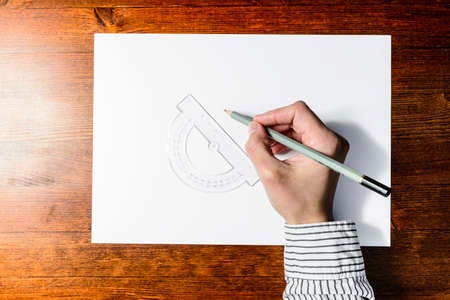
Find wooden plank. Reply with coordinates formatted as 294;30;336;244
0;7;449;54
2;0;448;9
3;0;276;9
0;187;91;232
0;230;447;297
1;277;446;299
0;277;286;299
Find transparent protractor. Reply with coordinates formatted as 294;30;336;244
167;95;259;193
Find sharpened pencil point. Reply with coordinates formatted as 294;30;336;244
224;109;232;116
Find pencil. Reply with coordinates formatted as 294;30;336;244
224;109;391;197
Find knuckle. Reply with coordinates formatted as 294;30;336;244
259;166;284;183
328;132;350;157
293;100;307;110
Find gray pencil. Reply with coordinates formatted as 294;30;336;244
225;109;391;197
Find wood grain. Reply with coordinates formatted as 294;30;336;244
1;0;448;9
1;5;449;54
0;0;448;299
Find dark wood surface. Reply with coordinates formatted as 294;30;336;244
0;1;449;299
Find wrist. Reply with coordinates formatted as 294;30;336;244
284;213;332;225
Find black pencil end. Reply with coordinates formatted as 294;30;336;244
361;175;391;197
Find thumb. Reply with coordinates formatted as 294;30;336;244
245;122;284;181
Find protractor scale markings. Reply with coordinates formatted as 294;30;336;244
168;95;259;193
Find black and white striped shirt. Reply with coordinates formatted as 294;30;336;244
283;220;375;300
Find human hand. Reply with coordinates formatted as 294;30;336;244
245;101;349;224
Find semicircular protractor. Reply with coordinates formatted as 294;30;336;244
168;95;259;193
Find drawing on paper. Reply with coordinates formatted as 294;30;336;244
167;95;259;193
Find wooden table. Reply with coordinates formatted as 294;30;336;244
0;1;448;299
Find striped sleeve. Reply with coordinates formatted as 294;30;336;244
283;220;375;300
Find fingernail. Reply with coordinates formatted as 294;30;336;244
248;122;257;133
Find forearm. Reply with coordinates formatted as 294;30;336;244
283;220;375;300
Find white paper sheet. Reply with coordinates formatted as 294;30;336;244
92;34;391;246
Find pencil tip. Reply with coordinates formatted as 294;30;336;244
224;109;231;116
